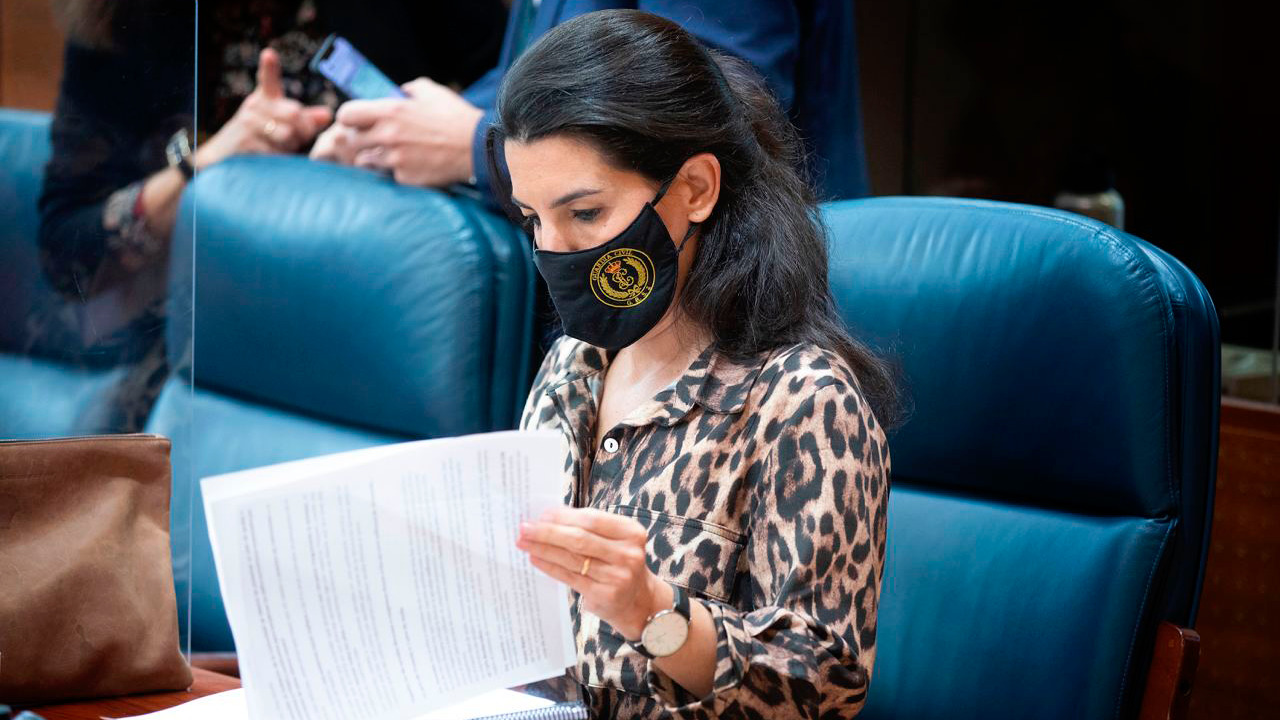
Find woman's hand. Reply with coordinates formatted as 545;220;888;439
192;48;333;170
516;507;671;641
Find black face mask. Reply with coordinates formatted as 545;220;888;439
532;179;695;350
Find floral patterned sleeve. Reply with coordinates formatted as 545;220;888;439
102;181;167;259
646;381;891;719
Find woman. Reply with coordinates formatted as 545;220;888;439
497;10;902;719
37;0;335;431
41;0;336;300
43;0;507;287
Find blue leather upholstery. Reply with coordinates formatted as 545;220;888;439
0;109;145;438
822;197;1220;719
146;155;534;651
0;110;52;357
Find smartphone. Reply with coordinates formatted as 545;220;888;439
309;34;408;100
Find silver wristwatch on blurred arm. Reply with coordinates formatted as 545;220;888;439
165;128;194;180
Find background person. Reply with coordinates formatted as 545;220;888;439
312;0;870;202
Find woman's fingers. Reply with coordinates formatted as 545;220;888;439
519;519;622;562
256;48;285;99
529;555;601;597
541;506;648;542
254;104;331;151
522;538;596;578
263;119;298;148
302;106;334;135
518;508;661;639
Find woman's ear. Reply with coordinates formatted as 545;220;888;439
678;152;721;224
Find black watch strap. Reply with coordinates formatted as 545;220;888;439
633;641;657;660
632;584;691;659
175;154;195;181
671;584;691;620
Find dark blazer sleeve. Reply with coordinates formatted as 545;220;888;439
462;66;505;196
464;0;801;203
637;0;799;108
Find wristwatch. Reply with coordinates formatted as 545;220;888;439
632;583;691;659
165;128;195;180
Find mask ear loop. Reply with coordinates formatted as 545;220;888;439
676;222;700;253
652;176;676;205
652;174;699;253
650;174;701;252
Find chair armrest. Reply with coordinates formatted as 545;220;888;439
1139;621;1200;720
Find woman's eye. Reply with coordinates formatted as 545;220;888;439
571;208;601;223
520;214;540;232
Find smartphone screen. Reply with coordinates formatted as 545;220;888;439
310;35;408;100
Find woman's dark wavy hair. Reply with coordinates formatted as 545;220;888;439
487;10;905;428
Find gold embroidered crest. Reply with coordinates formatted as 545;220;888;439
590;248;655;308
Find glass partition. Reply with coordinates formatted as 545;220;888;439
4;0;521;681
0;0;196;654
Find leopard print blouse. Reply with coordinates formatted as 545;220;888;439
519;335;891;719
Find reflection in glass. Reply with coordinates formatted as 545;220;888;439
3;0;513;675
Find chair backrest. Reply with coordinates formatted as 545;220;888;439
0;109;52;357
822;197;1220;719
146;155;534;650
0;109;145;437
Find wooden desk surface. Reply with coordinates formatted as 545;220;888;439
26;668;242;720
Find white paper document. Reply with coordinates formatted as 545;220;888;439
202;430;578;720
116;687;553;720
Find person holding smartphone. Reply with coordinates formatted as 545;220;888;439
310;0;871;203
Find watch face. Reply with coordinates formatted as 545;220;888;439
641;610;690;657
166;129;191;166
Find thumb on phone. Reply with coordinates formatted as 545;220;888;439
401;78;433;97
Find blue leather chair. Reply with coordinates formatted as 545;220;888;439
145;155;535;652
0;109;148;438
822;197;1219;719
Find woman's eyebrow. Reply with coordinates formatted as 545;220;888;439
510;188;603;210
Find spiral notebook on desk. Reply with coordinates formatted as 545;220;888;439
476;702;588;720
418;689;588;720
436;698;589;720
195;431;583;720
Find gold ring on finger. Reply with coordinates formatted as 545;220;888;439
579;557;591;576
263;119;278;139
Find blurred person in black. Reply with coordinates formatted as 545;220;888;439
35;0;507;431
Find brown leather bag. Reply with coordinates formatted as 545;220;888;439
0;434;192;703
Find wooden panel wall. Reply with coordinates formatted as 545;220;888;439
1190;398;1280;718
0;0;64;111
